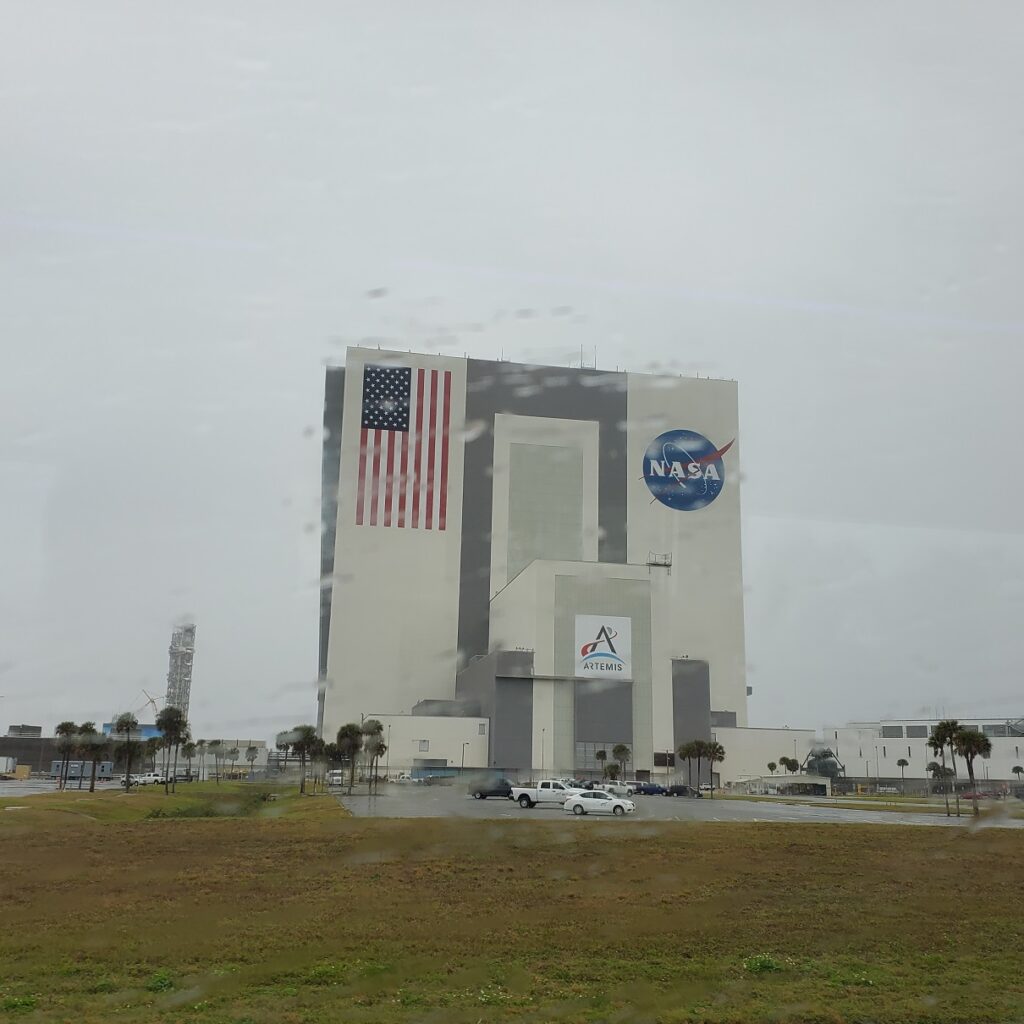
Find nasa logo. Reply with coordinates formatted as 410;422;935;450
643;429;734;511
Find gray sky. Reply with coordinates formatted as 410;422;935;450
3;3;1022;741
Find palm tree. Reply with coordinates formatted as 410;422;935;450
927;735;951;816
706;741;725;798
181;741;197;781
207;740;223;784
284;726;317;794
692;739;710;789
245;745;258;779
362;720;384;791
1013;765;1023;785
225;747;240;780
953;728;992;817
896;758;909;795
767;761;778;776
195;739;207;782
78;722;102;792
368;740;387;792
155;706;188;794
54;721;78;790
612;743;631;781
336;723;363;794
595;749;607;778
933;720;962;817
675;742;693;786
114;712;139;790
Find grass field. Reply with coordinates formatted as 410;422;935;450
2;784;1023;1023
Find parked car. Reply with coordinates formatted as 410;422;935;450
699;783;712;793
467;775;514;799
511;779;585;808
598;780;635;797
120;772;165;788
633;781;666;795
564;790;636;816
664;784;701;798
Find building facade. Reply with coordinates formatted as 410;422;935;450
321;347;747;777
822;717;1024;787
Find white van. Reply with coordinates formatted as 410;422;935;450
326;770;346;787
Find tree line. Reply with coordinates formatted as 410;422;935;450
275;720;387;796
54;709;260;794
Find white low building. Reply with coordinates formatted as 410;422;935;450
822;717;1024;785
366;712;489;778
710;726;816;787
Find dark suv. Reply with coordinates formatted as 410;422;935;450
467;776;514;800
664;784;702;798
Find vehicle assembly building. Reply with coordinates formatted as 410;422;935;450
319;347;747;778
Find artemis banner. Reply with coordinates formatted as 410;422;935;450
574;615;632;680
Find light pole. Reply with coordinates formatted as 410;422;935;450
461;741;468;775
385;724;391;781
541;728;546;778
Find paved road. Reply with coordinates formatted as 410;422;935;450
336;786;1024;829
0;780;121;798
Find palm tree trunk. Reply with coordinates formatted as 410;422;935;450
966;758;979;817
695;756;702;791
300;753;306;794
172;744;179;794
948;746;961;816
89;756;98;793
77;756;85;789
940;750;950;816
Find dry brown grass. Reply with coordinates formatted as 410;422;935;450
1;792;1022;1023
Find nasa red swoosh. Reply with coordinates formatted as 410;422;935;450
694;438;734;465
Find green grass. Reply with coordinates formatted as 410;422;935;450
0;781;331;828
1;794;1022;1023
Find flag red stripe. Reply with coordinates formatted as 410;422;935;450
438;370;451;530
425;369;438;530
356;427;369;525
411;369;425;528
397;430;409;528
369;428;382;526
383;430;396;526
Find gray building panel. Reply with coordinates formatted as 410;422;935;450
458;359;628;668
494;678;533;772
455;650;535;771
672;659;712;747
320;367;346;680
574;679;633;745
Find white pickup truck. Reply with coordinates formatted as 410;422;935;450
511;779;585;808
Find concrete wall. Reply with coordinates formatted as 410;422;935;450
711;726;817;786
324;349;469;738
626;373;747;730
367;713;489;774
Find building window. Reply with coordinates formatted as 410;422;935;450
478;723;486;735
418;740;429;752
906;726;928;739
982;724;1008;737
907;746;911;758
881;726;903;738
882;746;886;758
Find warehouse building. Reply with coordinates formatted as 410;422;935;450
320;347;747;777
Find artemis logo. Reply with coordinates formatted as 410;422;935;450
643;429;734;511
579;625;624;671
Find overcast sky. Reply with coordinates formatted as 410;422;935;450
3;3;1022;741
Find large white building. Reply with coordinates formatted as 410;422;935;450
319;347;748;777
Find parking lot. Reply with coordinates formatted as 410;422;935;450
336;784;1024;828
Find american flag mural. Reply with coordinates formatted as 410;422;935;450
355;363;452;530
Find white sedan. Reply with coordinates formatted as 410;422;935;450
564;790;636;816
